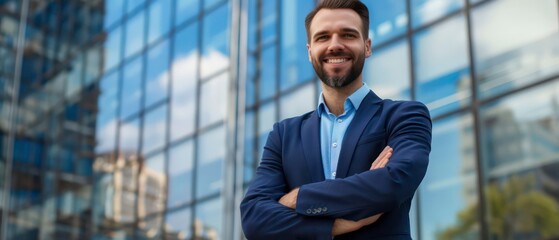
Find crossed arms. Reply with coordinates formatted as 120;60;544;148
240;101;431;239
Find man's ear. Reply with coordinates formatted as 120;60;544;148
365;38;372;58
307;43;312;62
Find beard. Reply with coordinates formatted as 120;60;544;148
312;50;365;88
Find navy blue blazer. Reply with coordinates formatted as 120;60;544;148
241;91;432;239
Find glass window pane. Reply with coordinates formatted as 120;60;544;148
419;113;480;239
171;22;198;141
104;26;122;72
199;72;228;128
138;152;166;218
127;0;147;14
120;56;143;119
142;105;167;155
165;207;192;239
96;72;119;154
413;14;470;117
125;10;146;59
364;40;410;100
261;0;277;45
168;140;194;208
85;45;102;85
480;80;559;240
204;0;223;11
119;118;140;154
259;46;276;101
104;0;125;29
200;3;229;79
148;0;172;45
176;0;199;26
411;0;463;28
244;110;255;183
245;54;256;107
194;197;223;239
279;82;314;119
280;0;314;90
145;39;170;108
362;0;407;46
472;0;559;99
196;125;225;199
258;101;275;159
247;0;257;51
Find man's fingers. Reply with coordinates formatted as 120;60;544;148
370;146;392;170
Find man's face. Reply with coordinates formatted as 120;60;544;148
307;9;371;88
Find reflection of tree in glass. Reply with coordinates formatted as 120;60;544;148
438;174;559;240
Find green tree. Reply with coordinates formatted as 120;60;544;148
438;174;559;240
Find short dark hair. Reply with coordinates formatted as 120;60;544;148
304;0;370;43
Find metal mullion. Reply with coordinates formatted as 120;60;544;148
464;0;488;239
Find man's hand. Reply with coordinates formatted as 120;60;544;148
279;187;299;209
332;213;382;236
370;146;392;170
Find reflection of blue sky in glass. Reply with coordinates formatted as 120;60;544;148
148;0;172;45
259;46;276;101
104;26;122;72
204;0;224;11
244;111;255;183
104;0;124;29
472;0;559;99
201;3;230;79
413;14;470;117
411;0;463;28
362;0;407;46
120;56;143;119
196;125;225;199
127;0;147;14
245;55;256;107
171;23;198;141
261;0;277;45
176;0;199;27
168;140;193;208
124;10;145;59
119;119;139;153
258;101;276;159
247;0;257;51
280;0;314;90
420;113;478;239
145;39;169;108
364;40;410;100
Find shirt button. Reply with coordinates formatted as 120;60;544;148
337;119;343;123
332;142;337;148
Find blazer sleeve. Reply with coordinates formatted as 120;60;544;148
295;101;432;221
240;122;335;239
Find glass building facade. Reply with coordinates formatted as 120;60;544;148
0;0;558;239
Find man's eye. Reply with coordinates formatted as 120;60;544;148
344;34;356;38
316;36;328;41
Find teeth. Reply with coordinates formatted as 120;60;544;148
327;58;348;63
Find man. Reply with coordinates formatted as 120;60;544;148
240;0;431;239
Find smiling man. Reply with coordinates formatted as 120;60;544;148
240;0;432;239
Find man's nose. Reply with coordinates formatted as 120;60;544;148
327;35;344;52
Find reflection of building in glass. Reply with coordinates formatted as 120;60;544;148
0;0;558;239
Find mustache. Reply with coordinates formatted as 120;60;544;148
320;52;353;61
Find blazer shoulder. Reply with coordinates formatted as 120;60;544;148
276;110;317;127
382;99;430;115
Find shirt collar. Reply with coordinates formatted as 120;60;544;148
317;82;370;116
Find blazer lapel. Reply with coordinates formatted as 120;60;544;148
301;111;325;182
336;91;382;178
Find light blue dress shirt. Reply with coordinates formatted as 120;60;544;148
317;83;370;179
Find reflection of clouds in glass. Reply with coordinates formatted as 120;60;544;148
280;83;314;119
498;83;559;122
96;118;118;154
199;72;229;128
473;0;558;61
143;106;167;154
415;15;468;82
198;125;225;164
169;140;193;174
200;49;229;79
415;0;461;25
365;41;409;100
258;102;276;136
171;51;198;140
119;120;139;153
